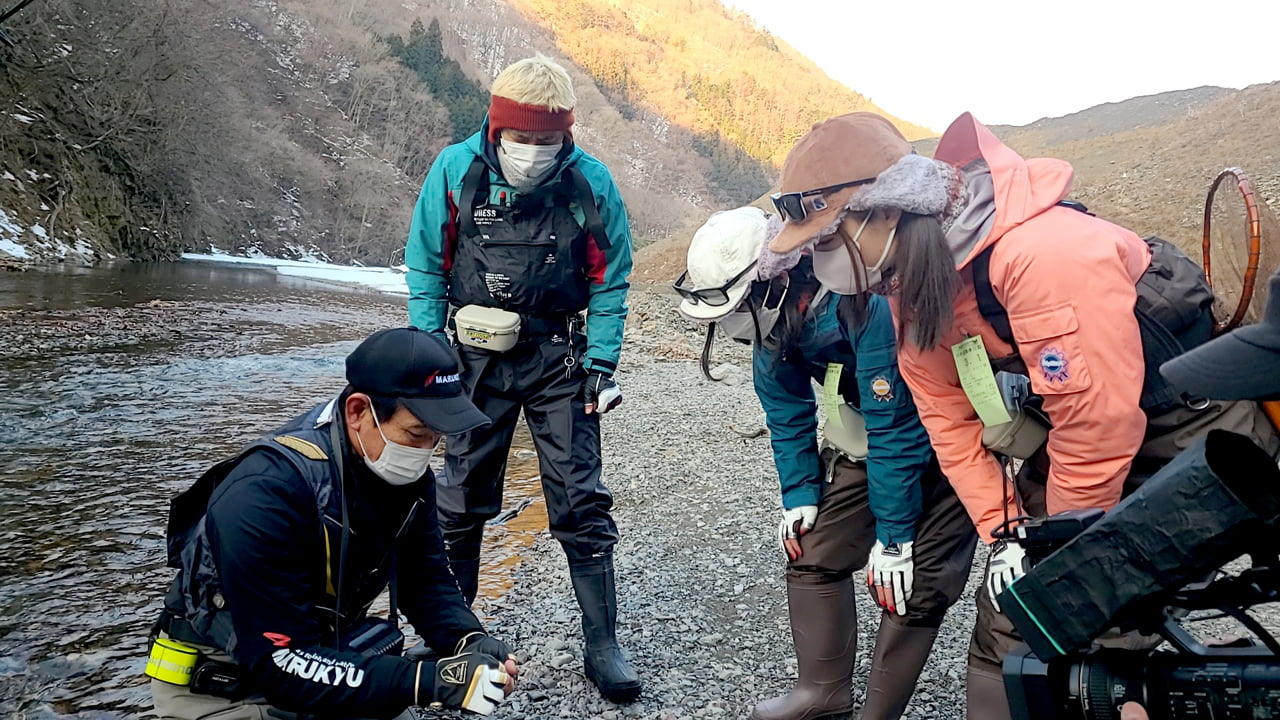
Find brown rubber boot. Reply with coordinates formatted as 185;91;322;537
860;612;940;720
751;573;857;720
966;664;1012;720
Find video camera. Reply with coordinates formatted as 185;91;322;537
997;429;1280;719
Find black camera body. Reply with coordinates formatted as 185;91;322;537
999;430;1280;720
1006;645;1280;720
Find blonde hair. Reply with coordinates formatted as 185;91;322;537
491;54;576;111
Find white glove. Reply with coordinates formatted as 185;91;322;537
867;540;914;615
777;505;818;558
985;540;1029;613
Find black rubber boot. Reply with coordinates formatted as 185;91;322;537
442;524;484;606
568;554;642;702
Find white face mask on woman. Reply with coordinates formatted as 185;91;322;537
812;212;897;295
497;139;562;191
354;407;437;486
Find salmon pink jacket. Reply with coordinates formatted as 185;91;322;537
896;113;1151;543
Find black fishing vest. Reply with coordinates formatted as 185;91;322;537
448;156;606;316
163;401;419;655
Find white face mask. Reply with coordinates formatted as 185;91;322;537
716;278;788;345
811;213;897;294
717;305;758;343
497;139;562;191
355;408;436;486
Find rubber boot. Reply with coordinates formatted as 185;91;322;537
568;554;643;702
442;524;484;606
751;573;856;720
965;664;1011;720
860;613;940;720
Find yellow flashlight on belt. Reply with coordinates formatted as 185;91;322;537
145;637;200;686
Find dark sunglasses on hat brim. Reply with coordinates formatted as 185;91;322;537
770;177;876;223
673;259;759;306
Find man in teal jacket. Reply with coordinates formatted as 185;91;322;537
403;54;639;702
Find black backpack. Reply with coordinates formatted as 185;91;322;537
971;202;1217;414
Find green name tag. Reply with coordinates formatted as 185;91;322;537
951;335;1012;427
823;363;844;433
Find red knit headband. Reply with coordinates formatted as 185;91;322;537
487;95;575;143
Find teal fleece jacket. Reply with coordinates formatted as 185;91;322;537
753;293;934;545
404;126;633;374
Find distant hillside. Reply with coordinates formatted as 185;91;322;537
635;83;1280;303
989;84;1280;233
505;0;932;171
4;0;933;265
987;86;1233;146
993;83;1280;321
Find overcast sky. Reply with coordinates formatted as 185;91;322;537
724;0;1280;131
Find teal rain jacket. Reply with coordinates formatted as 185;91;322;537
404;124;633;374
754;293;934;545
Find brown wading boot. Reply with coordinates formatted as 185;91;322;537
568;554;643;702
966;664;1011;720
751;573;857;720
861;613;940;720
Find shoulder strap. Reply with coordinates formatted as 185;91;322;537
972;244;1014;346
328;419;351;648
1134;306;1189;412
457;155;490;240
565;166;611;250
971;200;1093;349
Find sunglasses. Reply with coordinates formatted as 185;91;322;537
771;177;876;223
673;260;759;306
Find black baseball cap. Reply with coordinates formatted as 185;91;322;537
345;327;490;433
1160;270;1280;401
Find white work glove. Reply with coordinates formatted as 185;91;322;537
985;540;1030;613
428;652;510;715
866;540;914;615
778;505;818;561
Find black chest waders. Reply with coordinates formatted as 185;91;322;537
437;160;638;701
449;156;608;319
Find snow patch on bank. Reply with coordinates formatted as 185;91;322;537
0;207;29;259
0;205;99;263
0;238;28;258
182;252;410;295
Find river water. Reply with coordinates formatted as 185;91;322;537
0;262;547;718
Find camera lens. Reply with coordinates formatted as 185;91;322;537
1065;650;1145;720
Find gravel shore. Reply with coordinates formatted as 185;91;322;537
467;286;986;720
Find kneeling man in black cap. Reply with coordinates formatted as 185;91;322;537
148;328;517;720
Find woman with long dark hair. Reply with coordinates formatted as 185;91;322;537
675;207;976;720
766;112;1277;719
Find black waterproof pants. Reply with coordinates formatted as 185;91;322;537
438;333;620;562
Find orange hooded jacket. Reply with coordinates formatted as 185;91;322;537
897;113;1151;543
